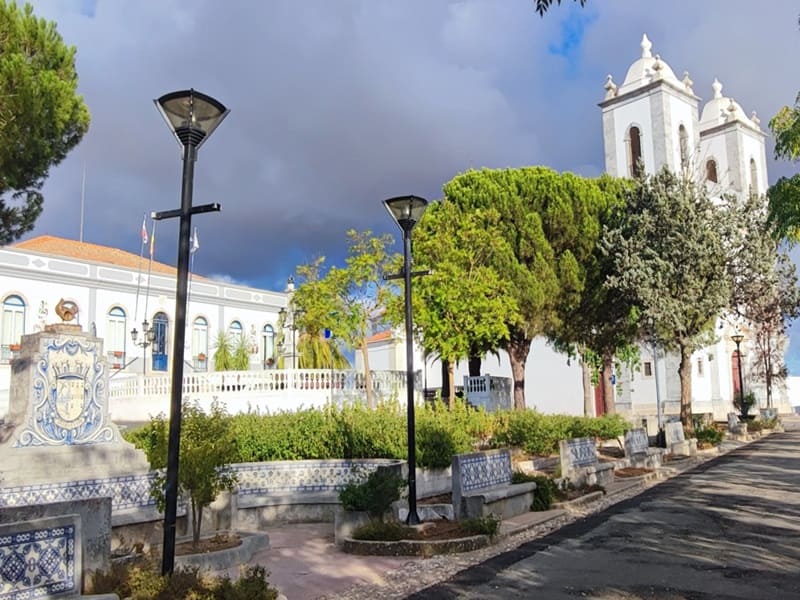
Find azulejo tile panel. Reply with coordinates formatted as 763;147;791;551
459;452;512;492
0;524;75;600
233;461;384;496
0;474;156;512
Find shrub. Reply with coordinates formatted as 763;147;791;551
570;414;629;440
460;514;501;538
352;520;412;541
338;467;406;519
734;391;757;416
695;425;723;445
532;475;561;511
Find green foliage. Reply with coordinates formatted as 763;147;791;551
352;520;412;541
338;467;406;519
129;401;238;547
767;175;800;243
460;514;501;538
533;0;587;16
232;335;250;371
89;560;278;600
769;91;800;161
416;401;490;469
510;473;562;511
569;414;629;440
734;392;757;417
0;1;90;242
694;425;723;446
213;331;234;371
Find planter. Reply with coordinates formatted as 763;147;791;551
113;351;123;358
8;345;20;352
198;354;206;362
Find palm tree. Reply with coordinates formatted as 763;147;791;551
297;332;350;369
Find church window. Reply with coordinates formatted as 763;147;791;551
106;306;126;366
262;324;275;368
749;158;758;193
193;317;208;370
642;361;653;377
628;126;643;177
678;125;688;169
697;358;704;377
2;295;25;361
705;159;718;183
229;320;243;342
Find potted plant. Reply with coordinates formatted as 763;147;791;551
734;391;757;421
113;350;123;358
9;344;20;352
198;353;206;362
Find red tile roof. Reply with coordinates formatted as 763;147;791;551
13;235;182;277
366;330;394;344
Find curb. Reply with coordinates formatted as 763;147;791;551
340;533;491;557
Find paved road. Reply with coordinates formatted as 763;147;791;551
407;424;800;600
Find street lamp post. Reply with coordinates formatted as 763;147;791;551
383;195;428;526
732;333;745;415
130;319;156;375
153;89;229;576
279;287;304;369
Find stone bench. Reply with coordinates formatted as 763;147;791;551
559;437;615;487
622;427;664;469
451;449;536;520
665;421;697;457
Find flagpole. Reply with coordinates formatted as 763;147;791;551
79;161;86;243
134;213;148;323
143;219;157;333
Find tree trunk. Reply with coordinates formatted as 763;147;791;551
602;352;615;415
468;354;481;377
441;359;450;402
507;330;531;410
581;354;594;417
764;334;772;409
191;499;203;549
448;361;456;409
360;338;373;409
678;342;693;432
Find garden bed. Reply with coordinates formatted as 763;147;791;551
614;467;653;478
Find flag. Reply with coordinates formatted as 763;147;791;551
149;224;155;258
140;215;148;246
190;227;199;254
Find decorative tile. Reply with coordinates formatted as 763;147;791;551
232;461;386;496
625;428;649;455
458;452;512;492
0;524;75;600
565;438;597;468
665;421;685;445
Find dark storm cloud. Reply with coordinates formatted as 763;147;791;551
24;0;800;292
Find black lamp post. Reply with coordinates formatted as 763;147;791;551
732;333;745;414
279;283;304;370
130;320;156;375
383;194;428;525
153;89;229;576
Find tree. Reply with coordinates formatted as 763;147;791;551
134;401;237;548
292;230;399;407
443;167;609;410
400;200;517;407
213;331;234;371
0;2;90;242
533;0;588;16
604;169;733;430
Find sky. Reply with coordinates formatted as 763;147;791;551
21;0;800;369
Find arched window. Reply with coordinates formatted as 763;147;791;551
107;307;126;367
705;159;718;183
628;126;643;177
262;324;275;368
192;317;208;371
678;124;688;169
152;312;169;371
750;158;758;193
229;320;243;342
2;295;25;360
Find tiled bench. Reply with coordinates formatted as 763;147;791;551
621;427;664;469
664;421;697;457
559;437;615;487
451;449;536;520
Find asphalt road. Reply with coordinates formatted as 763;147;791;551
407;422;800;600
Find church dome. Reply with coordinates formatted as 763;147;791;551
700;78;760;130
618;34;682;94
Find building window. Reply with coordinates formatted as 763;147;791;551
2;295;25;361
750;158;758;193
697;357;704;377
192;317;208;371
262;324;275;368
628;126;643;177
107;307;126;367
678;124;688;169
152;312;169;371
705;159;718;183
229;320;243;343
642;361;653;377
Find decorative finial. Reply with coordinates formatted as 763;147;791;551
604;74;618;99
641;34;652;58
652;54;663;77
55;298;78;322
712;78;723;99
682;71;693;91
726;98;738;120
750;111;760;126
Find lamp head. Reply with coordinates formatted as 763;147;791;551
731;333;744;345
131;327;139;344
383;195;428;233
155;89;229;149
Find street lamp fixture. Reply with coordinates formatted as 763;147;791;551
279;299;305;369
153;88;229;576
130;320;156;375
731;333;745;415
383;194;428;526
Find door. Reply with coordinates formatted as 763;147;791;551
152;312;169;371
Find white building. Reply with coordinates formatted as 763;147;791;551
362;34;793;424
0;235;286;416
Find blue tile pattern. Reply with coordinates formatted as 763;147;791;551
458;452;512;492
0;474;157;511
233;461;385;496
15;338;115;447
0;524;75;599
566;438;597;468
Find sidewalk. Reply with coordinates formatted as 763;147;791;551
218;425;793;600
